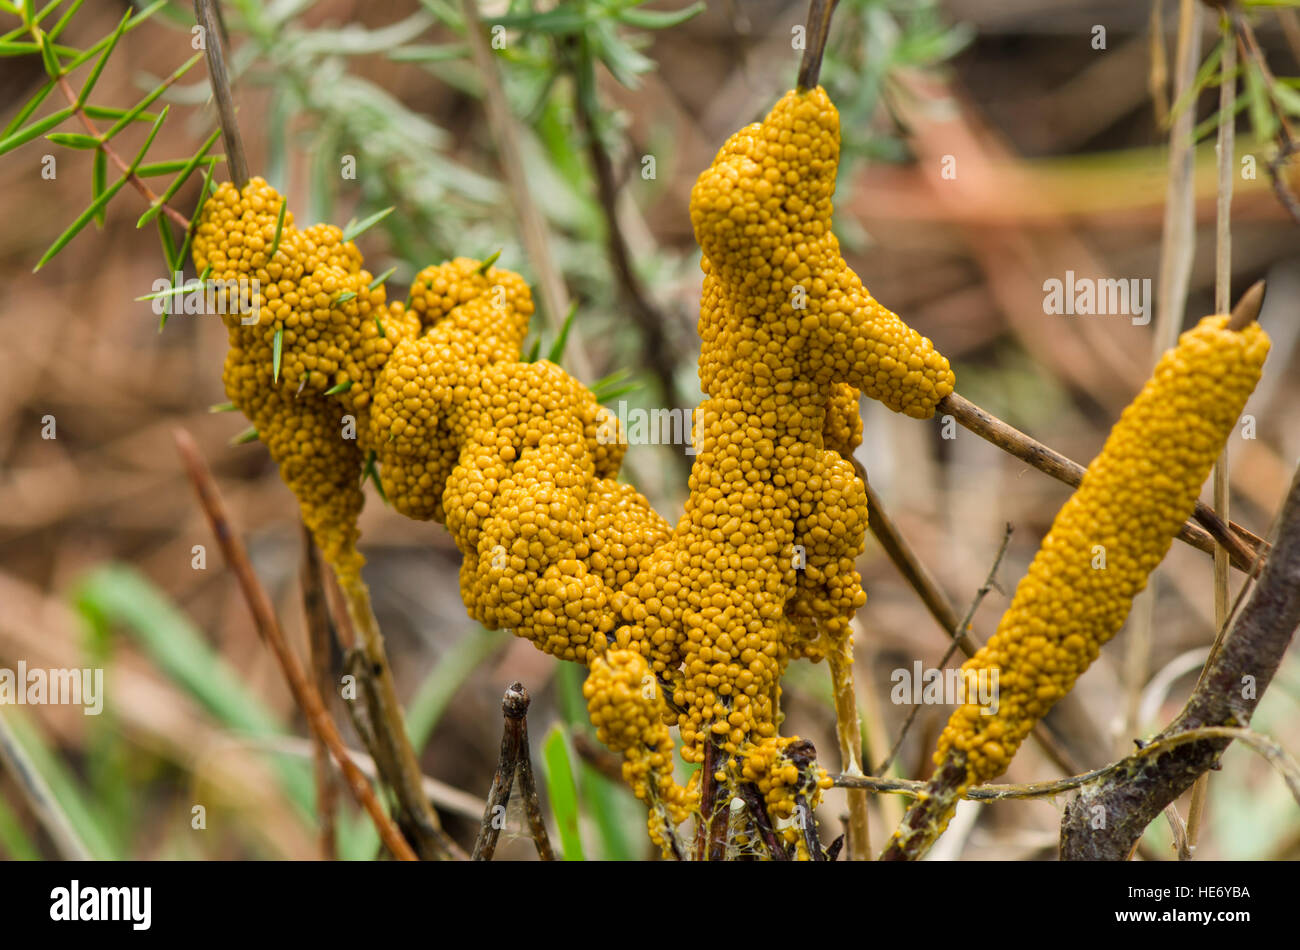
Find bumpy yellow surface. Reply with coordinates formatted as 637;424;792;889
935;315;1269;788
583;649;694;856
612;86;954;768
192;86;954;857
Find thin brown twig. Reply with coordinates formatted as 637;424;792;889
473;682;533;861
38;53;193;229
299;522;338;860
938;392;1265;572
459;0;593;381
568;53;685;417
796;0;841;91
512;693;557;861
195;0;249;188
857;462;1083;776
172;428;417;861
738;782;789;860
874;523;1013;776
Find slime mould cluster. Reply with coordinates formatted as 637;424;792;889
886;315;1269;855
191;83;956;859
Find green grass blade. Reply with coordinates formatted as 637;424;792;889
617;2;704;29
374;316;386;338
272;326;283;383
474;248;501;275
596;383;639;404
323;380;352;396
367;266;395;291
541;725;585;860
33;175;126;271
0;105;73;156
0;786;41;859
333;290;357;307
0;709;112;859
525;335;542;362
341;205;394;242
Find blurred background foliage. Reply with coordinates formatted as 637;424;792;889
0;0;1298;860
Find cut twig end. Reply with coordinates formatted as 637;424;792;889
1228;279;1265;330
503;681;530;719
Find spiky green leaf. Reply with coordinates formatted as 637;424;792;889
33;175;126;271
546;300;579;364
0;105;73;156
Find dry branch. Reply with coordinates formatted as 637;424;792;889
1059;465;1300;860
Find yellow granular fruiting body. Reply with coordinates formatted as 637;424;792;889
583;649;695;857
738;737;833;856
192;178;412;582
369;260;671;665
614;86;951;765
935;315;1270;788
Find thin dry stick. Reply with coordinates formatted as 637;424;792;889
172;428;417;861
0;711;91;860
796;0;841;91
738;782;790;860
874;523;1013;777
459;0;593;382
299;523;338;860
858;463;1081;776
937;392;1265;572
510;690;556;861
335;576;461;861
472;682;529;861
195;0;248;188
1187;27;1240;855
838;726;1300;807
569;64;685;415
827;643;869;859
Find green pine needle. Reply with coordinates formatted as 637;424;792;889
546;300;579;364
267;197;288;260
368;266;396;291
125;103;168;173
333;290;357;307
34;175;126;271
374;316;386;338
324;380;353;396
137;128;221;228
91;147;106;227
208;401;236;413
45;131;98;149
525;335;542;362
0;105;73;156
103;51;200;141
475;248;502;275
75;9;128;108
341;206;394;242
272;326;283;384
229;426;259;446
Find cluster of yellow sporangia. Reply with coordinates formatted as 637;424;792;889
192;83;956;859
583;649;694;854
610;85;955;785
883;315;1270;855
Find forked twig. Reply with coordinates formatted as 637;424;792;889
473;683;554;861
